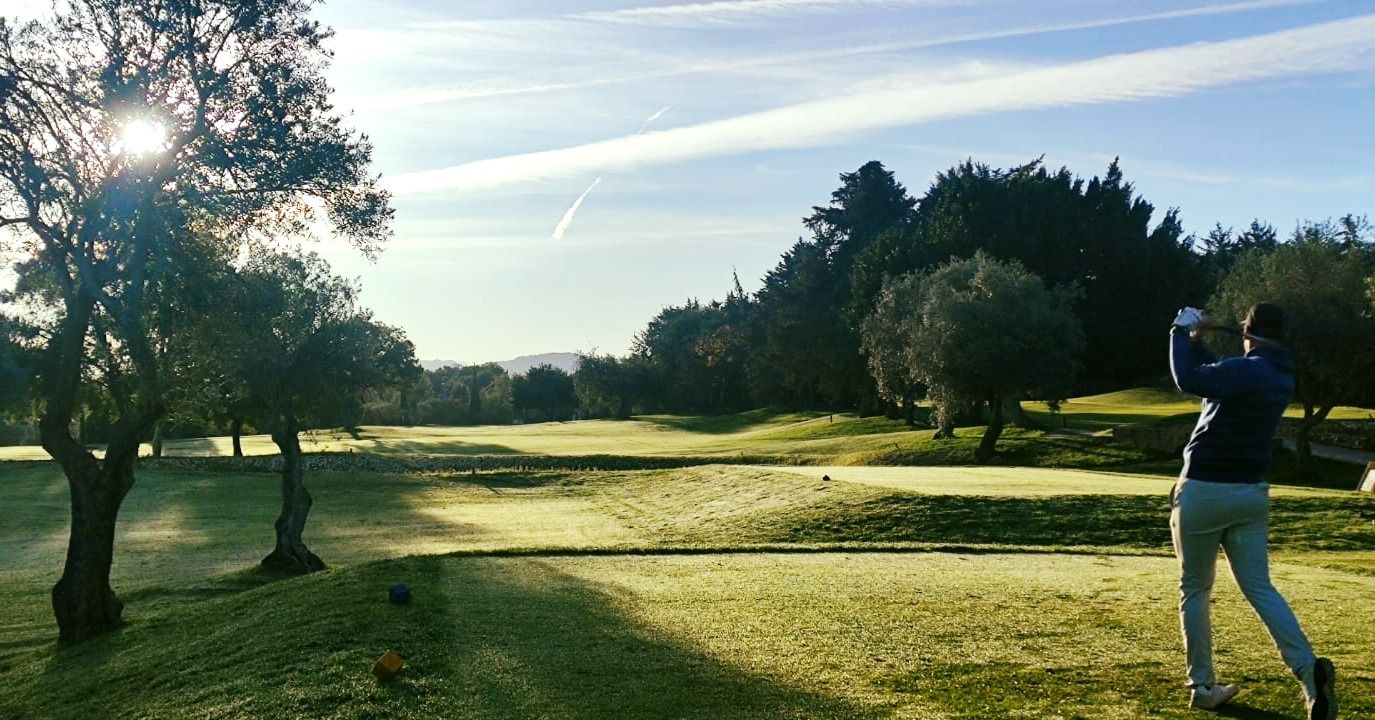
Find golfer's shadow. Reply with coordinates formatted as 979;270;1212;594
1214;703;1294;720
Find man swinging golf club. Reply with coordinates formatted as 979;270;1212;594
1169;303;1337;718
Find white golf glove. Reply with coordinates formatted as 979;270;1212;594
1172;307;1205;330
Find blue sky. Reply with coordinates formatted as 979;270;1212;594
10;0;1375;363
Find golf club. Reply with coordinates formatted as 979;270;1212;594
1201;323;1285;348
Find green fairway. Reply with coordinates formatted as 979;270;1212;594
2;458;1373;719
2;388;1368;466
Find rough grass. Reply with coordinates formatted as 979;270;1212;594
4;462;1374;719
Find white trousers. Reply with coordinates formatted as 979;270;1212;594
1170;478;1316;688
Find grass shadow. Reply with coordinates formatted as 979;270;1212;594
120;565;304;606
17;554;883;719
637;409;823;435
881;660;1314;719
781;492;1375;552
363;440;528;456
1214;703;1295;720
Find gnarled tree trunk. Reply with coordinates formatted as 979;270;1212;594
1004;397;1034;429
47;445;129;641
44;405;157;641
263;416;324;573
40;295;136;641
976;395;1006;463
1293;402;1331;481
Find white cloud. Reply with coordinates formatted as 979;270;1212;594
575;0;972;27
895;142;1369;193
339;0;1314;111
384;13;1375;195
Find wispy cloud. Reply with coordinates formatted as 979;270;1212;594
385;13;1375;195
895;143;1370;193
342;0;1315;111
575;0;970;27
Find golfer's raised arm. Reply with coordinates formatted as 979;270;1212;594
1169;323;1235;399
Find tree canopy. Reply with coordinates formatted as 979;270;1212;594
1210;221;1375;478
221;251;417;572
894;252;1084;461
513;364;577;422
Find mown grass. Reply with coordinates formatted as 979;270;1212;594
3;462;1374;719
4;552;1373;720
0;388;1368;471
4;391;1374;720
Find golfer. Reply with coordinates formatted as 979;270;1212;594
1169;303;1336;718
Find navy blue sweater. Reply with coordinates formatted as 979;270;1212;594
1169;326;1294;483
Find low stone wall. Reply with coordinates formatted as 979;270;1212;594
1111;424;1194;455
1277;421;1375;451
142;452;791;474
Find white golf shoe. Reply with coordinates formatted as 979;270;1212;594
1189;683;1240;710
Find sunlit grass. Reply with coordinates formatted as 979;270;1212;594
2;456;1373;718
3;551;1372;719
0;387;1368;464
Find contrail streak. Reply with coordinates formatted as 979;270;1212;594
549;106;673;240
638;105;673;133
551;177;602;241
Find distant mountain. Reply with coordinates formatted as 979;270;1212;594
497;352;580;375
420;352;580;376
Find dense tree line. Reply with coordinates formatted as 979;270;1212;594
574;158;1372;463
578;159;1194;415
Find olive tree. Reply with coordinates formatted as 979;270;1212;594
223;252;416;573
1210;226;1375;479
0;0;390;639
900;252;1083;462
860;273;924;425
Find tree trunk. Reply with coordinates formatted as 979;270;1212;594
231;417;244;458
902;396;916;427
41;293;136;641
976;396;1006;464
50;455;128;641
263;420;324;573
150;419;166;458
1293;402;1332;481
1004;397;1034;429
43;402;151;641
